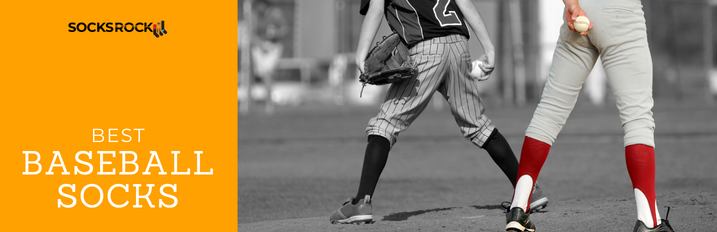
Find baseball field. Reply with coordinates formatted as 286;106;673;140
238;98;717;231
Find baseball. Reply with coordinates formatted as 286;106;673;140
574;16;590;32
470;60;490;81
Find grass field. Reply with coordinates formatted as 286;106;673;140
239;98;717;230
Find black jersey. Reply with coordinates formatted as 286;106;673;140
360;0;471;46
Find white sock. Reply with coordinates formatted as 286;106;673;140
510;175;534;211
635;188;661;227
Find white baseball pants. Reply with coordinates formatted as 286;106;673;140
526;0;655;147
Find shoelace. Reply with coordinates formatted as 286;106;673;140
662;206;671;226
342;198;352;206
501;201;512;213
359;83;366;98
358;67;366;98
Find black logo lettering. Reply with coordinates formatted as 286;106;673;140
124;23;134;32
77;22;87;32
67;21;166;37
115;22;123;32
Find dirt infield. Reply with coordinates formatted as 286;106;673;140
239;100;717;231
239;192;716;231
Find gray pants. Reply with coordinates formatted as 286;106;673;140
526;0;655;147
367;35;494;148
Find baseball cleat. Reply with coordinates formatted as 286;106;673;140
633;220;675;232
329;195;374;224
529;184;549;213
505;207;535;232
633;207;675;232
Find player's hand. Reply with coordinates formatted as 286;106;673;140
470;60;490;81
478;50;495;74
565;3;593;36
470;51;494;81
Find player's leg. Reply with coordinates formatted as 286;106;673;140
436;35;495;149
482;130;549;212
437;36;548;209
509;23;600;214
475;117;549;211
353;135;390;204
437;36;502;175
358;37;451;199
596;0;670;230
364;37;451;149
331;37;450;224
329;134;387;224
482;129;519;187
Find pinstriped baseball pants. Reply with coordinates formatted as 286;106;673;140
366;34;495;148
526;0;655;147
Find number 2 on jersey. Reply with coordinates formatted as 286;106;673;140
433;0;462;27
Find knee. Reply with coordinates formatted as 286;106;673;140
365;129;396;149
465;125;495;148
623;118;655;147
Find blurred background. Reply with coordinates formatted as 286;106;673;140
238;0;717;113
237;0;717;225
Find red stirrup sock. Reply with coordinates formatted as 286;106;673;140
625;144;660;227
511;136;551;211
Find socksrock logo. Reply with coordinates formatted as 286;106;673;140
153;21;168;38
68;21;168;38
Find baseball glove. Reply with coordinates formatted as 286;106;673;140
359;33;417;96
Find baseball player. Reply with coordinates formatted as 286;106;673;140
250;0;287;114
329;0;548;224
504;0;674;231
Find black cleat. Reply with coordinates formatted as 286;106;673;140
633;207;675;232
505;207;535;232
634;220;674;232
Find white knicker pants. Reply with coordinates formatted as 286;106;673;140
526;0;655;147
